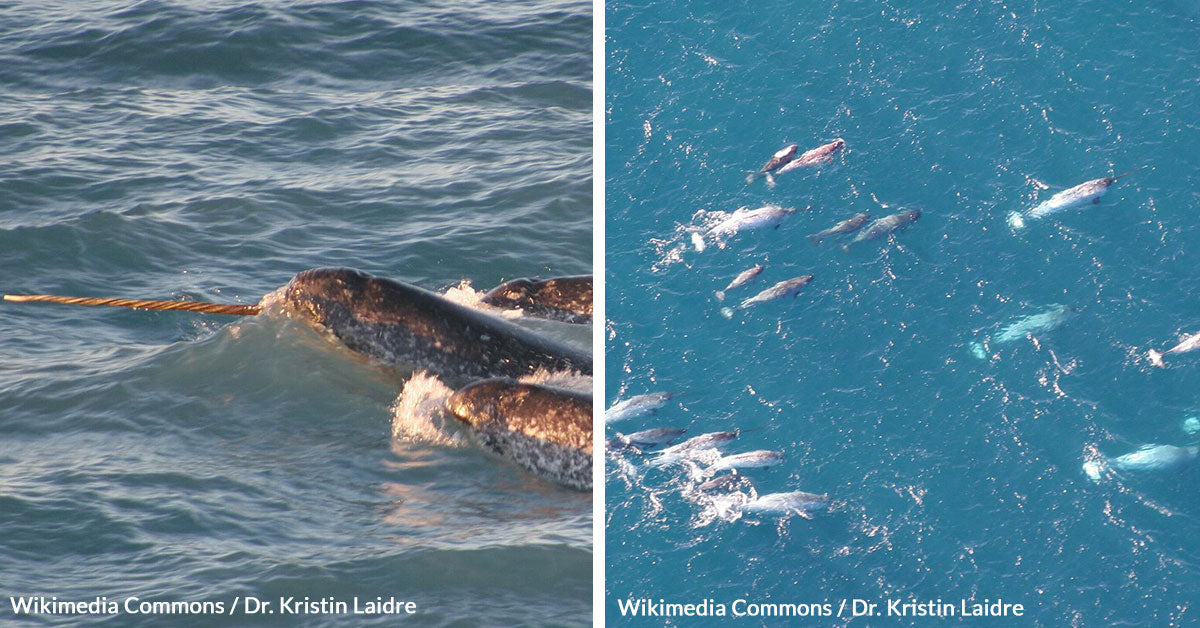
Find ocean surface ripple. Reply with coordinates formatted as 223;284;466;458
0;1;591;626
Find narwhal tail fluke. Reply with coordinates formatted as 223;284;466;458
1082;459;1106;482
745;171;759;185
1148;349;1165;368
715;291;725;302
764;172;776;189
3;293;262;316
681;459;709;482
808;234;822;246
1007;212;1026;230
719;306;734;319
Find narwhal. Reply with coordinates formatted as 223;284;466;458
5;267;594;491
1007;167;1144;230
481;275;592;324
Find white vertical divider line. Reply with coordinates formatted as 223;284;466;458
591;0;606;624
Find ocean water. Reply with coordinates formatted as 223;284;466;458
605;0;1200;625
0;1;591;626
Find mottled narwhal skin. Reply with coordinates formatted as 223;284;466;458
707;205;797;236
992;304;1075;344
743;491;830;518
710;206;796;235
772;138;845;176
1083;444;1200;481
737;275;813;309
607;427;687;451
808;212;870;245
716;264;764;301
841;209;921;253
708;450;784;472
1111;444;1199;471
481;275;592;324
446;378;592;491
1008;178;1114;229
661;431;738;454
760;144;798;173
1148;331;1200;368
692;205;797;251
653;431;738;466
283;268;591;386
605;392;672;424
696;473;755;494
969;304;1076;359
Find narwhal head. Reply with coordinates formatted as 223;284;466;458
445;378;514;431
485;278;536;304
446;377;593;454
283;268;381;329
283;267;442;333
281;268;495;383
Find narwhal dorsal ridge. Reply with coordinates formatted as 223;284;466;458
283;268;591;384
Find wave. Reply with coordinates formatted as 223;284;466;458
9;1;590;88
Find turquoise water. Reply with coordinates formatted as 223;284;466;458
606;0;1200;625
0;2;591;626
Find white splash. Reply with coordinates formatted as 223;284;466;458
694;491;752;526
439;280;523;318
255;286;290;314
650;208;740;272
390;371;468;447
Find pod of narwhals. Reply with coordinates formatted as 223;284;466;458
629;136;1200;502
693;138;927;320
606;393;831;522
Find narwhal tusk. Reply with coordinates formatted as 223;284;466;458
3;293;261;316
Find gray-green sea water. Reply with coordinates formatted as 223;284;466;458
1;2;591;626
